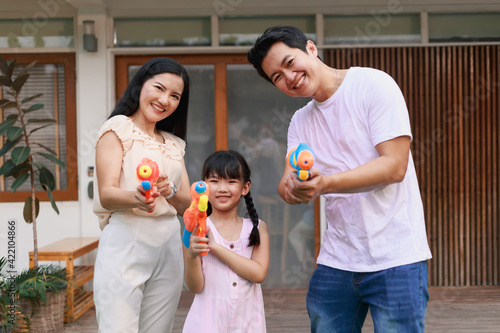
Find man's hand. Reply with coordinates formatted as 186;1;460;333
283;168;323;204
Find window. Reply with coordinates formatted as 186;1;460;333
324;14;420;45
0;18;74;48
114;17;211;47
429;13;500;42
219;15;316;46
0;53;77;202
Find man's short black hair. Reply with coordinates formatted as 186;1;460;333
247;26;309;83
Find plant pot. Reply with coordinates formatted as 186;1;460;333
15;288;67;333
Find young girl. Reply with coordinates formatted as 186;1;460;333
182;150;270;333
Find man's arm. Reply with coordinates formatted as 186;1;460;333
280;136;411;204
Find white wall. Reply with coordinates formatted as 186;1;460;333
1;202;82;271
76;8;109;265
0;8;109;272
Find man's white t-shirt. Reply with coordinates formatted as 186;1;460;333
287;67;432;272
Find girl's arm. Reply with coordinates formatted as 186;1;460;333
96;131;158;212
183;234;209;293
208;221;270;283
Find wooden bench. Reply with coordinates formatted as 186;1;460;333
29;237;99;323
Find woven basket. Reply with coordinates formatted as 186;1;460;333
14;289;66;333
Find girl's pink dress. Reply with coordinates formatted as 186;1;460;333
182;217;267;333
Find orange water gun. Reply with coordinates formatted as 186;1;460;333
182;181;210;255
287;143;315;181
136;157;160;200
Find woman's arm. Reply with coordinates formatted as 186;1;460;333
208;221;270;284
96;131;157;212
155;157;191;215
183;234;209;293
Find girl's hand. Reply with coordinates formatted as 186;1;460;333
206;230;219;252
187;223;210;259
135;184;160;212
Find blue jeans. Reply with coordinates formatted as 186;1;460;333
306;261;429;333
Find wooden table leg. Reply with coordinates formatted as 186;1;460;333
65;256;74;322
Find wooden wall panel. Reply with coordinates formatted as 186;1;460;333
324;45;500;287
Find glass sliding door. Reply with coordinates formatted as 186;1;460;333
227;64;315;288
124;62;215;183
183;65;215;182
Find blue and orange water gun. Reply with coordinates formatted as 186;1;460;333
136;157;160;200
182;181;210;255
287;143;315;181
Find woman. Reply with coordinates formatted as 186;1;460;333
93;57;191;333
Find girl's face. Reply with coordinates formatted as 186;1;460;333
138;72;184;123
206;174;250;212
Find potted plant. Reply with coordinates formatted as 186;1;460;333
0;257;67;332
0;57;69;330
0;55;66;267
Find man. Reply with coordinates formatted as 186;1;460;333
247;26;432;333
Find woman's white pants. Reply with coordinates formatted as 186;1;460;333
94;213;183;333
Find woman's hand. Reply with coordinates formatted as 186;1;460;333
135;184;160;213
156;176;174;198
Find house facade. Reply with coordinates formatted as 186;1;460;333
1;0;499;288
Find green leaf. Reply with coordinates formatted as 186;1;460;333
0;159;15;176
30;161;44;169
34;142;57;155
0;159;29;178
0;75;12;86
11;146;30;165
1;101;18;109
38;152;66;169
21;93;43;104
5;113;18;122
10;173;29;192
43;184;60;214
0;116;17;136
6;59;16;79
0;98;10;106
12;73;29;93
23;103;44;113
11;162;30;178
0;137;21;159
17;61;36;78
23;196;40;223
39;167;55;190
27;118;56;123
6;125;25;141
35;280;48;302
29;123;52;136
0;55;8;75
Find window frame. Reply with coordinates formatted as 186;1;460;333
0;53;78;202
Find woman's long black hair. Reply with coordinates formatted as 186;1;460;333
202;150;261;247
108;57;190;140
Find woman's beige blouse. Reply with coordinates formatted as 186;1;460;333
93;115;186;230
